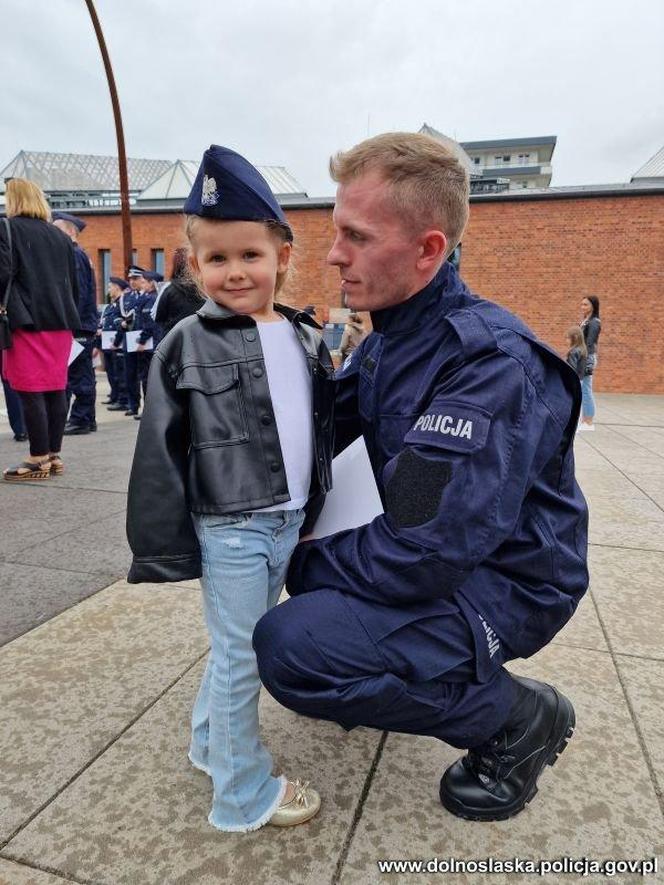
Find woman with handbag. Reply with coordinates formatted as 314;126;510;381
0;178;80;480
578;295;602;432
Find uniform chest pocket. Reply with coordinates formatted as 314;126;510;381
176;364;249;449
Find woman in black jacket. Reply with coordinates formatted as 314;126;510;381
0;178;80;479
578;295;602;431
153;247;205;336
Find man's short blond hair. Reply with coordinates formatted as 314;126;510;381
5;178;51;221
329;132;469;259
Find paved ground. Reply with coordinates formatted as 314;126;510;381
0;383;663;884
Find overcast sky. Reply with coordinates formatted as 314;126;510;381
2;0;662;196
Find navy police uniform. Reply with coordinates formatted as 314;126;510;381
100;278;129;407
134;271;164;403
254;261;589;751
53;213;98;431
115;267;146;415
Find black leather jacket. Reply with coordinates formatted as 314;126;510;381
126;300;335;583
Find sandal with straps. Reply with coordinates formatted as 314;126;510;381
49;455;65;475
3;460;51;481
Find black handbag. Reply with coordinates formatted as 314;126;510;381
0;217;13;350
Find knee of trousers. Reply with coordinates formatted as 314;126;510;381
253;599;326;710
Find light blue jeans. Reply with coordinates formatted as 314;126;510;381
581;373;596;419
190;508;306;831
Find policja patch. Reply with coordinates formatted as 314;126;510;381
404;400;492;453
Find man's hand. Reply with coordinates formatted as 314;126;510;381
298;533;314;544
136;343;146;352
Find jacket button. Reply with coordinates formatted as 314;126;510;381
252;367;263;378
270;462;280;473
313;412;319;420
245;332;256;342
261;415;272;425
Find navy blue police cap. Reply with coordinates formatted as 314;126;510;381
127;265;147;278
142;271;164;282
52;211;86;232
184;145;292;240
109;276;129;288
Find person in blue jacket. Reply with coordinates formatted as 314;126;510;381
52;213;98;435
115;265;147;416
99;276;129;410
253;132;589;822
132;270;163;420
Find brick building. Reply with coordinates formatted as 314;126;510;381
71;183;664;394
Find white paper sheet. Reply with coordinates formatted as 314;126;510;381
311;436;384;539
100;331;116;350
68;339;84;365
125;331;153;353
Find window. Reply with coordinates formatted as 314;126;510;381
517;153;531;166
473;157;480;165
98;250;111;301
151;249;165;276
132;250;138;267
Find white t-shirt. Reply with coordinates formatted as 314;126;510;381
253;318;313;511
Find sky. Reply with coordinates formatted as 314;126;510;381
1;0;663;196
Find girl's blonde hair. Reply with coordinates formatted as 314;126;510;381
184;215;292;295
567;325;587;356
5;178;51;221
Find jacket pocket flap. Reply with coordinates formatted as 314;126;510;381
176;364;238;395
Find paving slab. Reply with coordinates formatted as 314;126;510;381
576;466;648;500
616;656;664;798
589;546;664;661
340;645;664;885
0;580;207;844
0;858;70;885
3;661;382;885
0;562;116;647
4;511;132;576
594;394;664;427
586;496;664;552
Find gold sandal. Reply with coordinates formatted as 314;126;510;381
3;460;51;481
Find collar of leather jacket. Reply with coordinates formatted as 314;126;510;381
196;299;321;329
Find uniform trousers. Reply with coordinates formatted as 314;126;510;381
254;589;517;750
103;350;128;405
123;352;140;413
137;351;153;401
1;369;25;437
66;338;96;426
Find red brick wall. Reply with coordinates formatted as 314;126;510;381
78;193;664;393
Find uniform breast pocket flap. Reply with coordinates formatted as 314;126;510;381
404;399;492;454
176;364;248;448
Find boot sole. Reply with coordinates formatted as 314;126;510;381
441;687;575;822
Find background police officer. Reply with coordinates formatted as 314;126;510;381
132;270;163;420
116;266;146;417
52;213;98;435
99;276;129;411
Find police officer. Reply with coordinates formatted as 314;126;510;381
52;212;98;435
253;132;589;822
99;277;129;411
116;265;147;416
132;270;163;420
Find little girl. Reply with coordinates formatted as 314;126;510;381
565;325;587;381
126;145;334;831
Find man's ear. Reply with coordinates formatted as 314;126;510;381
416;230;448;273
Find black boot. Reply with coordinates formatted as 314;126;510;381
439;676;575;821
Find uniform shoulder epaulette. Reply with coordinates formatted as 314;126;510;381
444;306;498;361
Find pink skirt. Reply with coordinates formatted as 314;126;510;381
2;329;73;392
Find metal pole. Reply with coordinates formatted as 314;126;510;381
84;0;133;272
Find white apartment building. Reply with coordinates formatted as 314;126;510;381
460;136;556;189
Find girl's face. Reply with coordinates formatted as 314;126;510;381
581;298;592;318
190;219;291;321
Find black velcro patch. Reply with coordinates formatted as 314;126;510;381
385;448;452;529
